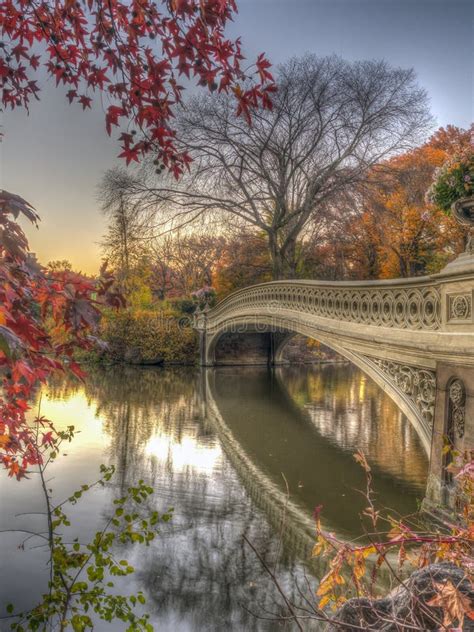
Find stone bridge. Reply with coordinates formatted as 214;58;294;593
194;260;474;510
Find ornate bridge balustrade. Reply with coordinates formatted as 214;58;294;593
194;268;474;510
207;281;443;330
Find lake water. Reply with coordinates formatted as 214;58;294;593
0;364;428;631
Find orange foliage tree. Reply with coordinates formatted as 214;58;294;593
343;126;471;280
213;231;273;298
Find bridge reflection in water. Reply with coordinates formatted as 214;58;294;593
205;365;427;547
0;365;428;631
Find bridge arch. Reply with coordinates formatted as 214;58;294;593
204;316;432;453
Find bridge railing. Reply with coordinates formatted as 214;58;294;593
197;271;474;334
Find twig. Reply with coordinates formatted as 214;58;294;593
243;534;305;631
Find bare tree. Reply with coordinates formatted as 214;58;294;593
99;172;155;277
101;55;432;279
150;232;226;298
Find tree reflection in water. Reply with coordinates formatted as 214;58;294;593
280;364;428;484
46;366;315;631
7;364;428;631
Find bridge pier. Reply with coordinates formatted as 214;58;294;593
425;362;473;510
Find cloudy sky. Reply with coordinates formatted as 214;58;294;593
1;0;472;273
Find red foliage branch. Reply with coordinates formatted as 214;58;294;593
0;190;124;479
1;0;276;177
313;450;474;629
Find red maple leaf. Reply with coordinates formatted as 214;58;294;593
119;144;141;165
78;95;92;110
0;0;275;171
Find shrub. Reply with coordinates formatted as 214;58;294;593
6;458;172;632
100;309;198;365
169;298;197;315
427;149;474;212
311;450;474;629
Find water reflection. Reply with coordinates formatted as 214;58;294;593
281;365;427;484
208;365;427;539
0;364;428;631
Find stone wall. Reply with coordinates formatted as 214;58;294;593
213;332;345;365
214;332;271;365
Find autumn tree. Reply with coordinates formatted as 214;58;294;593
103;54;432;279
378;192;453;279
0;191;123;478
429;124;473;153
100;179;155;278
148;238;175;300
47;259;73;273
338;210;382;279
341;126;471;279
213;230;272;297
377;130;470;277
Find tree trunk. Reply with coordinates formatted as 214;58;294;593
268;232;299;280
282;237;298;279
268;232;284;280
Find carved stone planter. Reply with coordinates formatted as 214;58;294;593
441;196;474;274
452;195;474;254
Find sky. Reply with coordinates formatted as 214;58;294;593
1;0;473;274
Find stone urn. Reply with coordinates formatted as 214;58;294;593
441;195;474;274
452;195;474;254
